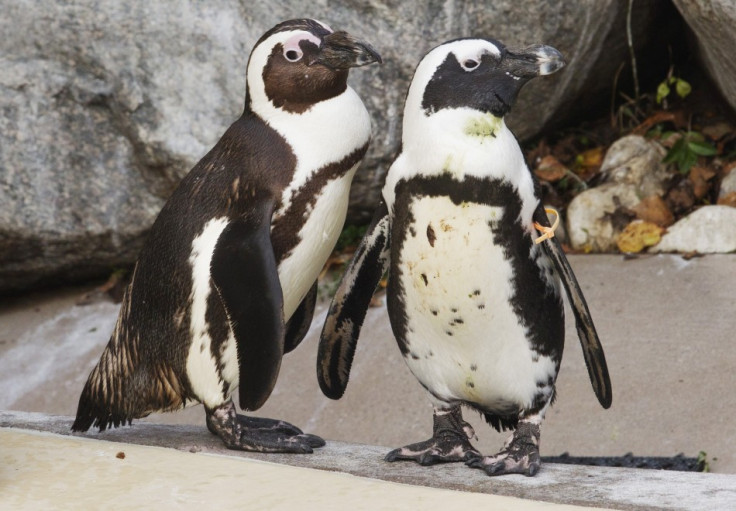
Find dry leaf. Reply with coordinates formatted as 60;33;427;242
577;147;604;169
633;195;675;227
534;155;568;182
632;110;688;135
702;122;734;141
722;161;736;177
717;192;736;207
616;220;664;253
688;166;716;199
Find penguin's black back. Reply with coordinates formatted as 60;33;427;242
72;115;296;431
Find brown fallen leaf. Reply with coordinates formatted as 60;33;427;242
689;166;717;200
534;155;568;182
702;121;734;141
633;195;675;227
76;270;129;305
717;192;736;207
632;110;687;135
577;146;604;169
722;161;736;178
616;220;664;253
571;147;604;181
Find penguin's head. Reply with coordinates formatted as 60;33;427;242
245;19;381;115
403;38;564;138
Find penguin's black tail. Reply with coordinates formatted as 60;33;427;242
71;391;131;432
71;335;134;432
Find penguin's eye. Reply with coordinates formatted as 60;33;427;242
284;48;303;62
462;59;479;71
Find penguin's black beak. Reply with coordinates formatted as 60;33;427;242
503;45;565;79
312;31;382;69
482;44;564;117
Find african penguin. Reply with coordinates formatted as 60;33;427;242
318;38;611;475
72;19;381;453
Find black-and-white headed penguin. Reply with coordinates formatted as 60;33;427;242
72;19;381;453
318;38;611;475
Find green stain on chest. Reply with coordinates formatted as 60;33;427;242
464;114;502;139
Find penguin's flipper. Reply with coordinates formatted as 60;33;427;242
284;281;318;354
211;200;285;412
533;205;612;409
318;200;391;399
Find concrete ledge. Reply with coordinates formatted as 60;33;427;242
3;411;735;510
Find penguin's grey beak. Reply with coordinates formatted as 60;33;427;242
504;45;565;79
312;31;382;69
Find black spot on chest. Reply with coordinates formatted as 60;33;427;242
426;223;436;247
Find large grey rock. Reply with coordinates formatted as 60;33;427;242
566;135;669;252
673;0;736;113
1;0;661;292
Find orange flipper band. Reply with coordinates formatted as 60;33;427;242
533;207;560;244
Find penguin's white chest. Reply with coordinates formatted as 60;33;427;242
276;166;357;319
396;195;556;411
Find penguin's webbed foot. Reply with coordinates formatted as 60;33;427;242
466;422;541;476
385;406;480;465
206;400;324;453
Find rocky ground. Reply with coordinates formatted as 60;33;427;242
524;81;736;255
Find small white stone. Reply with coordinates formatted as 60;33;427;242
566;135;673;252
719;169;736;198
653;205;736;254
600;135;669;197
566;183;640;252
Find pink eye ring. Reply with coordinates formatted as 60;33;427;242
282;32;321;63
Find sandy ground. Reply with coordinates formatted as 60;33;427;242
1;254;734;473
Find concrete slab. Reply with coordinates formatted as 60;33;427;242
2;426;599;511
4;411;736;510
1;254;735;475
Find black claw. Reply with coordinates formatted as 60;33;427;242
468;422;543;477
464;450;482;462
418;452;439;466
465;457;482;468
487;462;505;476
301;433;326;448
237;414;304;436
205;401;323;453
384;406;479;466
384;449;401;462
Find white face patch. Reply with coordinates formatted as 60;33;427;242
450;40;501;73
186;217;230;408
312;19;333;33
